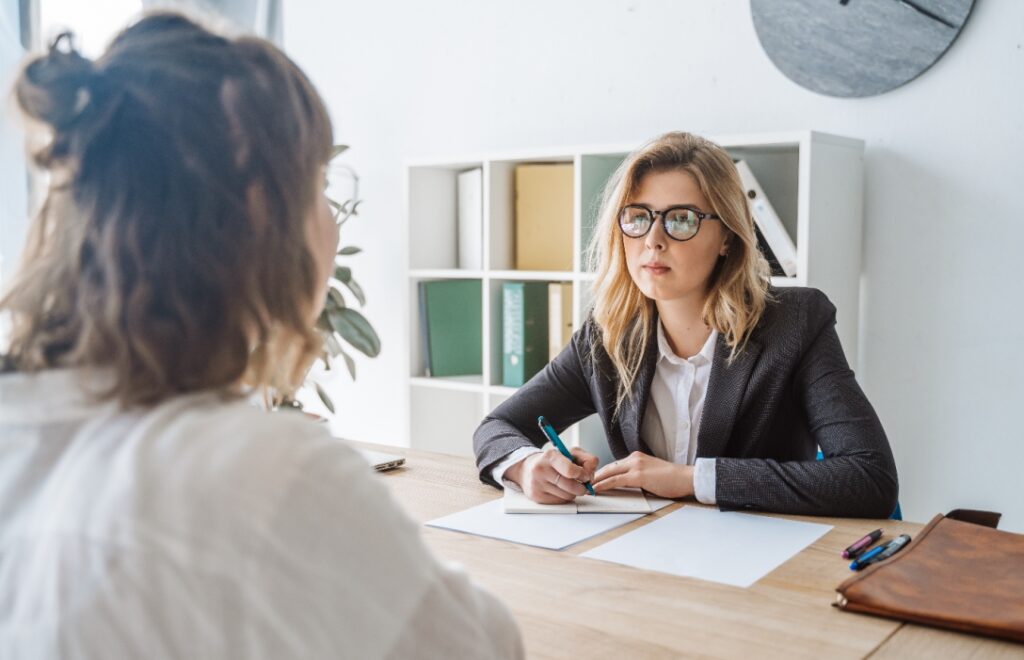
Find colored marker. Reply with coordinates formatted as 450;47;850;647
863;534;912;566
537;415;595;495
842;528;883;559
849;545;885;571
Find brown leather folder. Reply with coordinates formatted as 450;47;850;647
835;509;1024;643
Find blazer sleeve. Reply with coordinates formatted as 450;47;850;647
714;290;900;518
473;323;599;488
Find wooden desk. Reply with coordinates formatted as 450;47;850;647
366;444;1024;659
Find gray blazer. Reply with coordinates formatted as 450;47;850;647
473;287;898;518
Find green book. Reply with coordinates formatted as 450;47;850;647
419;280;482;377
502;282;550;387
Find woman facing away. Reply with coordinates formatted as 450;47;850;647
0;13;521;659
474;132;898;518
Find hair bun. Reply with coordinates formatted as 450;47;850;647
16;32;96;131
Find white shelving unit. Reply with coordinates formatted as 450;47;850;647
406;131;865;459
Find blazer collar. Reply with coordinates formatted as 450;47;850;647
695;334;763;458
618;322;660;456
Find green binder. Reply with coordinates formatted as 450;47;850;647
502;282;550;387
419;280;482;377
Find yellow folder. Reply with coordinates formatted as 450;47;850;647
515;163;574;271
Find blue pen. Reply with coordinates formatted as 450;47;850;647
537;416;596;495
849;544;885;571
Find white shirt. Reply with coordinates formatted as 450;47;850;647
0;369;523;660
492;324;718;504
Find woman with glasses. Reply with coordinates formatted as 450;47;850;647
473;132;897;518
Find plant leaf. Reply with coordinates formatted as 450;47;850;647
330;144;349;160
314;381;335;414
328;307;381;357
333;266;352;283
327;287;347;309
337;246;362;256
336;344;356;379
344;277;366;306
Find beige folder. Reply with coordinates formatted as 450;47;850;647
515;163;574;271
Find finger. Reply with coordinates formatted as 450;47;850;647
594;459;629;482
539;465;587;497
541;481;580;502
556;475;587;497
570;448;599;480
549;453;585;481
592;473;632;493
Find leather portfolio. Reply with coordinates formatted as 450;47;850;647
835;509;1024;643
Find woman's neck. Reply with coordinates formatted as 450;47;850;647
655;295;712;359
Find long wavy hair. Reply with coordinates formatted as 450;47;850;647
1;12;333;407
587;132;771;412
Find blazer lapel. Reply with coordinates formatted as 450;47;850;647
696;334;763;459
619;325;659;456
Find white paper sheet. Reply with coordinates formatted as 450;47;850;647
425;499;646;550
502;487;663;514
581;506;833;587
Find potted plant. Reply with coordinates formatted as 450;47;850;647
280;145;381;414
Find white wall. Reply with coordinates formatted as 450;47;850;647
284;0;1024;531
0;0;27;288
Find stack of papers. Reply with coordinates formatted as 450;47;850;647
425;499;647;550
503;487;662;514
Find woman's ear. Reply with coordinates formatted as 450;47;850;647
719;237;730;257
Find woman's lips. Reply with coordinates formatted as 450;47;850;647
643;264;670;275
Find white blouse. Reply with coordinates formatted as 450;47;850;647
0;369;522;660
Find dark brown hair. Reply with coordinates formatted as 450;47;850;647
2;12;334;406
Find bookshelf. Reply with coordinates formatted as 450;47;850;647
407;131;865;462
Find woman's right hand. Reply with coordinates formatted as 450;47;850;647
503;447;598;504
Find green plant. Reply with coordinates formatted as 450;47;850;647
305;145;381;413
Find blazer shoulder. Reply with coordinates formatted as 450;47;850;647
757;286;837;342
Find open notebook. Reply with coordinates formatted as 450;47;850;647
503;487;656;514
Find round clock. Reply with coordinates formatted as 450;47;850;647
751;0;976;98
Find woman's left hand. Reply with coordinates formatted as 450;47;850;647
592;451;695;499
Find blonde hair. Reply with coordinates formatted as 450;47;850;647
587;132;771;412
1;13;333;407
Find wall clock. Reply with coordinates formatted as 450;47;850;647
750;0;976;97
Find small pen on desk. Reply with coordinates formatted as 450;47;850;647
842;528;883;559
537;415;596;495
848;545;885;571
849;534;912;571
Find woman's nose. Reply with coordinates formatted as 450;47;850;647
644;219;667;251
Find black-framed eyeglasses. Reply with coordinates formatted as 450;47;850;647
618;204;721;242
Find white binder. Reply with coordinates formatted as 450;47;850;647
456;167;483;270
734;160;797;277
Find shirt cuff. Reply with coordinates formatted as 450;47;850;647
490;447;543;490
693;458;717;505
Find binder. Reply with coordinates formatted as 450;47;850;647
456;168;483;270
418;280;482;377
515;164;574;271
502;282;549;387
547;282;573;361
734;160;797;277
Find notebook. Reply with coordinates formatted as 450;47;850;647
503;487;661;514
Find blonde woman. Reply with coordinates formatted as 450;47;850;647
474;132;898;518
0;14;521;659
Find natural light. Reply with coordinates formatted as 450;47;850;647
39;0;141;55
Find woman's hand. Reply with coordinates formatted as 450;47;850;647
592;451;694;499
503;447;599;504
